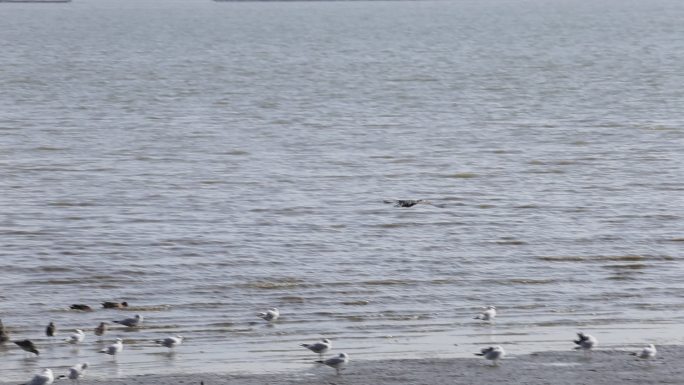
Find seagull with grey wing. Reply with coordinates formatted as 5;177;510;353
257;308;279;322
23;368;54;385
474;306;496;322
100;338;123;358
631;344;657;361
58;363;88;385
574;332;598;355
475;345;505;366
66;329;85;344
301;338;331;359
113;314;143;328
316;352;349;375
156;335;183;349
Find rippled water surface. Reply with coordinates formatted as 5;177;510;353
1;0;683;381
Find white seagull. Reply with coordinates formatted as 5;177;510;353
573;332;598;354
316;352;349;375
113;314;143;328
257;308;279;322
66;329;85;344
58;363;88;385
301;338;332;359
475;345;505;366
632;344;657;360
25;369;54;385
100;338;123;358
474;306;496;322
156;335;183;349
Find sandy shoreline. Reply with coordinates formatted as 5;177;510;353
4;346;683;385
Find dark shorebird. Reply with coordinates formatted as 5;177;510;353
0;319;9;343
94;322;108;337
383;199;431;208
475;345;505;366
257;308;279;322
46;322;56;338
113;314;143;327
102;301;128;309
316;352;349;375
14;339;40;356
70;304;93;311
301;338;332;359
573;332;598;353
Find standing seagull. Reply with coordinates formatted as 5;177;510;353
66;329;85;344
316;352;349;375
94;322;108;337
301;338;332;359
632;344;657;360
14;339;40;356
113;314;143;328
0;319;10;344
46;322;56;339
100;338;123;358
475;346;506;366
156;335;183;349
58;363;88;385
474;306;497;322
574;332;598;354
24;369;54;385
257;308;279;322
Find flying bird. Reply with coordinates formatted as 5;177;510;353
257;308;279;322
14;339;40;356
475;346;505;366
113;314;143;327
301;338;332;359
316;352;349;375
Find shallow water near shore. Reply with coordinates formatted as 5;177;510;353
1;0;683;382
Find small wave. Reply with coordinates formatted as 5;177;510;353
342;300;370;306
443;172;478;179
364;279;413;286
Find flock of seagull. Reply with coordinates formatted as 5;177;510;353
0;301;660;385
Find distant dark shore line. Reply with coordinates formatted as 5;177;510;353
0;0;70;3
3;347;681;385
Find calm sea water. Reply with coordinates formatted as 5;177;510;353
1;0;683;381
